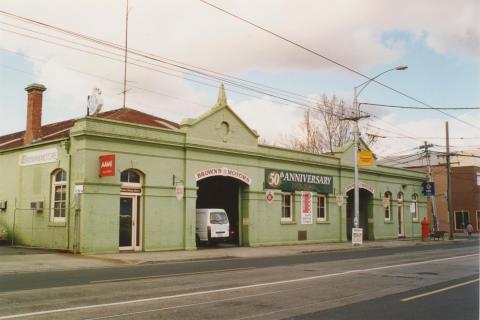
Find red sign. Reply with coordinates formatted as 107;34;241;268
99;154;115;177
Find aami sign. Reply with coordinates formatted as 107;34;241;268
99;154;115;177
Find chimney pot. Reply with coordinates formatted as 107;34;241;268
24;83;47;144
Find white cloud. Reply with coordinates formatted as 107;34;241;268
0;0;478;154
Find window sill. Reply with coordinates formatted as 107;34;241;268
412;219;419;223
384;220;394;224
280;220;296;225
316;219;329;224
48;221;66;227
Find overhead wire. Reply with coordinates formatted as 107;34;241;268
0;9;459;144
198;0;480;130
0;19;356;120
361;102;479;110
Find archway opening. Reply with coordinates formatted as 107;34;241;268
346;188;373;240
196;176;246;247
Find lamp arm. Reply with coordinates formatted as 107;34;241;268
354;67;398;98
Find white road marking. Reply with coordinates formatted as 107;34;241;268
0;253;477;320
83;285;313;320
89;267;256;283
401;278;479;302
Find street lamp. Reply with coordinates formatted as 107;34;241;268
352;65;408;235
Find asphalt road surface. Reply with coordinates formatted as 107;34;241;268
0;241;478;320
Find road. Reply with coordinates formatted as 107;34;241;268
0;241;478;319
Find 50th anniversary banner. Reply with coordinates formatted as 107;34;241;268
264;169;333;193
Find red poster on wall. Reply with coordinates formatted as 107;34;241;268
99;154;115;177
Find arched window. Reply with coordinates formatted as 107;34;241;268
397;192;404;221
384;192;392;221
51;169;67;222
411;194;418;221
120;169;141;184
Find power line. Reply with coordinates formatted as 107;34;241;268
1;8;463;147
0;10;434;143
361;102;479;110
198;0;480;131
0;12;341;111
0;19;355;120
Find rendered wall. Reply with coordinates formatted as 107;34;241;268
0;142;70;249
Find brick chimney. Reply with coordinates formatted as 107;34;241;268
24;83;47;144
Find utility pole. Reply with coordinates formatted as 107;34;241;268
419;141;438;231
446;122;454;240
122;0;129;108
342;100;369;231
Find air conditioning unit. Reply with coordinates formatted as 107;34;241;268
0;201;6;210
30;201;44;212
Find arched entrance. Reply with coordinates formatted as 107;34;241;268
346;188;374;240
119;169;143;251
196;176;247;246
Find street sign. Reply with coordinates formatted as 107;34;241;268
422;181;435;196
352;228;363;245
358;150;374;167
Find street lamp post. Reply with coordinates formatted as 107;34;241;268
351;65;408;234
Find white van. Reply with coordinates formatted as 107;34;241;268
196;208;230;244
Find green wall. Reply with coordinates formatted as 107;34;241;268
0;100;427;253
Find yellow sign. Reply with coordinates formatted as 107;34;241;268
358;151;374;166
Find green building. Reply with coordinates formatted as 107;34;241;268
0;83;427;253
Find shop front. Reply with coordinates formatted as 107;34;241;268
0;84;428;253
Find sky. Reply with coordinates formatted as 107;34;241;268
0;0;479;162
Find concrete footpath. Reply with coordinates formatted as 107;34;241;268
0;236;477;275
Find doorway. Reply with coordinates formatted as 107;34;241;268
397;193;405;237
196;176;245;246
119;196;141;251
346;188;373;240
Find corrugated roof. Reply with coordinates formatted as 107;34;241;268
0;107;179;152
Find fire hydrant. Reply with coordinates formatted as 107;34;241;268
421;217;430;241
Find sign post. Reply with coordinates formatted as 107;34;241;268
352;228;363;246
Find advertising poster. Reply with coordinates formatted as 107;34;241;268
301;191;313;225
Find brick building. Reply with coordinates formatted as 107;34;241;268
410;165;479;233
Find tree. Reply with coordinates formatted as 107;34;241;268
288;94;354;154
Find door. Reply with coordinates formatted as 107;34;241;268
398;204;404;237
119;196;140;250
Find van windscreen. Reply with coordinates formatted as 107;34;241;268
210;212;228;224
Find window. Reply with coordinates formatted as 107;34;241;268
477;174;480;186
384;192;392;221
121;170;141;184
454;211;469;230
411;194;418;221
51;169;67;222
397;192;404;217
210;211;228;224
281;192;293;221
317;194;327;221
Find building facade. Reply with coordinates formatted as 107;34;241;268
409;165;479;233
0;84;427;253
